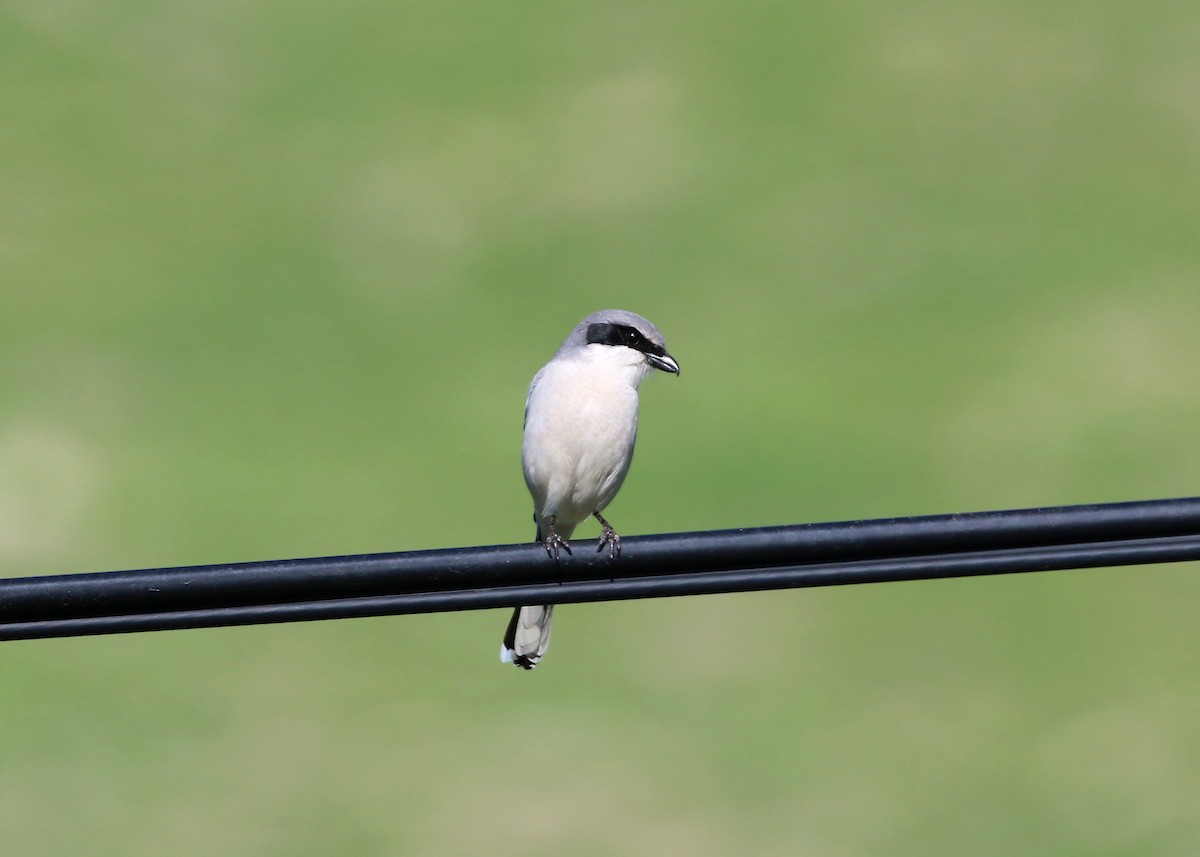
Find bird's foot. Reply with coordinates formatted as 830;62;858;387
597;526;620;559
593;511;621;559
541;517;572;561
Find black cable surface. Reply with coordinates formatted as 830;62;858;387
1;496;1198;641
1;532;1198;641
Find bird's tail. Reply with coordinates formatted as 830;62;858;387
500;604;554;670
500;518;572;669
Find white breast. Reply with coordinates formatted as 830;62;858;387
521;345;649;533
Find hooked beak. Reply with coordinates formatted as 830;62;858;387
646;351;680;375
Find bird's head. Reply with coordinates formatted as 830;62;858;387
568;309;680;376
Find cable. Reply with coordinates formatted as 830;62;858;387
1;496;1198;641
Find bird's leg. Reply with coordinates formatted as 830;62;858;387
593;510;621;559
541;515;572;561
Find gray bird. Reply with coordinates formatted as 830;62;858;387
501;309;680;669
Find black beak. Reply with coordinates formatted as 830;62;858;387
646;351;680;375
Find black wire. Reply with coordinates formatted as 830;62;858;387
2;533;1199;641
1;496;1198;641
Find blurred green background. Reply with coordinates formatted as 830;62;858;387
3;0;1200;853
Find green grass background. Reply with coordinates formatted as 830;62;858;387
4;0;1200;853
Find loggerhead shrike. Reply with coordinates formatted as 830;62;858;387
501;309;680;670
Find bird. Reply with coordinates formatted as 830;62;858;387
501;309;680;670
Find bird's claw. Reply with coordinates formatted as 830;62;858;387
541;518;572;561
597;525;621;559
